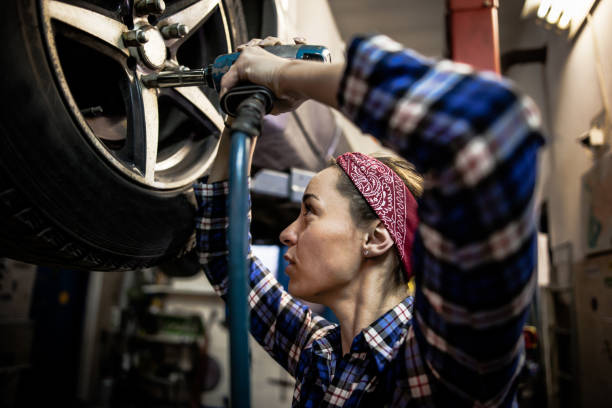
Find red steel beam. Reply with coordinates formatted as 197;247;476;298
447;0;500;73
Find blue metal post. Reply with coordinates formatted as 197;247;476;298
228;130;251;408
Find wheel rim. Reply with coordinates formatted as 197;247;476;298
39;0;232;189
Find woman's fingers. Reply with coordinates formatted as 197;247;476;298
237;36;307;51
219;64;239;98
219;47;268;96
259;36;282;47
236;38;261;51
221;36;310;110
236;37;279;50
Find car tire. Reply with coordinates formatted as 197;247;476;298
0;0;247;271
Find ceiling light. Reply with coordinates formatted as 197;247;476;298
546;3;563;24
522;0;598;37
558;12;571;29
536;0;552;19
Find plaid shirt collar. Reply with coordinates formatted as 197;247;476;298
315;296;414;373
362;296;414;371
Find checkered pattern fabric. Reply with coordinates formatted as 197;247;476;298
195;34;544;407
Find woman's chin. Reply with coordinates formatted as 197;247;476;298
287;280;300;297
288;281;311;301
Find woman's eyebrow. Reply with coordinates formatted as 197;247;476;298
302;193;320;204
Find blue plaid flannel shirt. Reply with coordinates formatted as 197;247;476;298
195;35;544;407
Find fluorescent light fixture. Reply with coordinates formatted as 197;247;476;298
558;12;571;29
522;0;597;37
536;0;552;19
546;3;563;24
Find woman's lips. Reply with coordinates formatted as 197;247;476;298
283;254;296;274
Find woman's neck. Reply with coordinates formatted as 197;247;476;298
327;266;406;355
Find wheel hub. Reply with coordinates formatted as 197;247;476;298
138;26;166;69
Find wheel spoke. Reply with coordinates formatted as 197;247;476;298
172;87;224;132
159;0;224;51
128;78;160;182
140;87;160;183
44;0;128;55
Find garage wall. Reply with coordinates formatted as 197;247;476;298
545;2;611;260
502;1;612;261
500;3;612;407
327;0;446;58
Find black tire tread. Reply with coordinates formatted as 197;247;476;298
0;175;163;271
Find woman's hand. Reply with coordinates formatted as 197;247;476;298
220;36;308;114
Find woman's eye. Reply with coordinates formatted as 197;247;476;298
303;204;313;216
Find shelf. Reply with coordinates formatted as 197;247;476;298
548;325;571;335
542;285;573;293
132;332;200;345
0;364;30;375
141;285;217;297
556;371;573;381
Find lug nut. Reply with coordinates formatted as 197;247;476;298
161;23;189;39
134;0;165;16
122;29;149;46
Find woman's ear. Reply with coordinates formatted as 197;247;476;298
364;221;394;257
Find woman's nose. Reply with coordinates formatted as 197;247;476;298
279;220;298;246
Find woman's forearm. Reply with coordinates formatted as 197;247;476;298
279;61;344;109
208;124;258;183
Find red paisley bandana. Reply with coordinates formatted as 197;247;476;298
336;152;418;279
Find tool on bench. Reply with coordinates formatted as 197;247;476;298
143;44;330;408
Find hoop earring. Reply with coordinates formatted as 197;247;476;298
363;249;369;256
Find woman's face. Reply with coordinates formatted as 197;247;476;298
279;167;366;304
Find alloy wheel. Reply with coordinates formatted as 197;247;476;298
40;0;234;189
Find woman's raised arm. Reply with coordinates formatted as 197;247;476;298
195;120;335;379
334;35;544;406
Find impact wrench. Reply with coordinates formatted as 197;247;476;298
142;44;330;408
142;44;331;116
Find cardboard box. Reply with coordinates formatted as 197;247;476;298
575;254;612;407
581;153;612;255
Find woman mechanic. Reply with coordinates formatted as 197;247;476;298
195;35;544;407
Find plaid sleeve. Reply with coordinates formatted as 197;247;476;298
338;35;545;406
194;179;334;377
